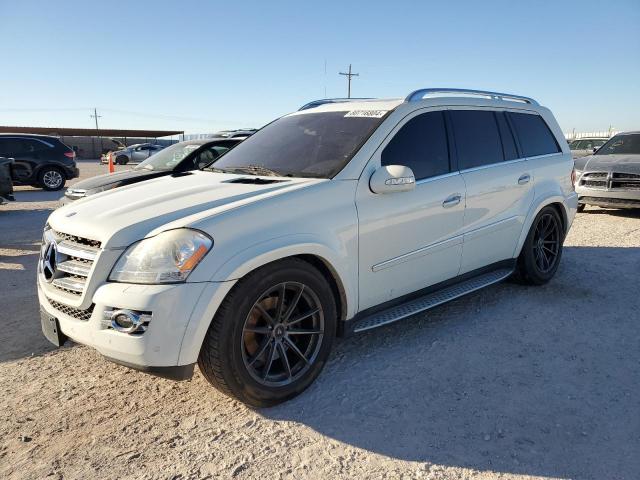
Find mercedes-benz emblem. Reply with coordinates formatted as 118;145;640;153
42;240;58;282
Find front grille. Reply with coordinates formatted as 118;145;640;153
46;230;100;296
583;180;607;188
53;231;101;249
611;172;640;190
48;298;95;321
580;171;640;191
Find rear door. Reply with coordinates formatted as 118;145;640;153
356;109;466;310
449;109;533;274
0;138;35;183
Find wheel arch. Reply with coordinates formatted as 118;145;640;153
178;246;354;366
200;235;357;320
514;196;570;258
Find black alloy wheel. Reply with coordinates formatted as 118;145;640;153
241;282;324;387
532;211;561;274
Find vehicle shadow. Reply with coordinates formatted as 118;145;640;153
9;189;63;204
0;208;60;362
263;246;640;480
581;207;640;218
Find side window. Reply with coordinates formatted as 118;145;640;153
495;112;519;160
0;139;24;156
24;139;47;153
381;111;450;181
508;112;560;157
450;110;504;169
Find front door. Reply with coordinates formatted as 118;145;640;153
356;109;466;311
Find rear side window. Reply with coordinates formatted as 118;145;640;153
508;112;560;157
450;110;504;169
381;111;450;181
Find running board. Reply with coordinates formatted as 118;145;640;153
353;268;513;333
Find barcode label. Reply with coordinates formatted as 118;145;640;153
344;110;388;118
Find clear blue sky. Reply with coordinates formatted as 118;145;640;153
1;0;638;134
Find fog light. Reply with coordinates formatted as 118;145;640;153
110;309;143;333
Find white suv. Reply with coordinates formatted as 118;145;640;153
38;88;578;406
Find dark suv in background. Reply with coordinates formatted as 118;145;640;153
0;134;79;191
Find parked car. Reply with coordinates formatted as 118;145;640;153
104;143;167;165
212;129;258;138
0;134;78;191
38;88;577;406
62;137;246;204
569;137;608;158
0;157;15;204
574;131;640;211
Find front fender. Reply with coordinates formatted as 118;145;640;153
205;233;357;319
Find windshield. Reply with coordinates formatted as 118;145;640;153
134;143;201;171
210;111;387;178
595;134;640;155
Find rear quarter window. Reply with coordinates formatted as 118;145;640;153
508;112;560;157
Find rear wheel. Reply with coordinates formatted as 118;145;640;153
38;167;65;191
514;206;564;285
198;258;337;407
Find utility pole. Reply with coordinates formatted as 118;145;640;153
90;108;103;157
339;64;359;98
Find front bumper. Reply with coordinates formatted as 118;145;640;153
576;186;640;209
38;276;235;379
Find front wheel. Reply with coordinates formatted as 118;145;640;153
198;258;337;407
513;206;565;285
116;155;128;165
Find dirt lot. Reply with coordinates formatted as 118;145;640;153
1;160;639;480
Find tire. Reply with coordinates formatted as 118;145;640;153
37;167;65;191
198;258;337;407
116;155;128;165
577;204;585;213
513;206;565;285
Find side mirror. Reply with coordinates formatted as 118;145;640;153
370;165;415;194
592;147;598;153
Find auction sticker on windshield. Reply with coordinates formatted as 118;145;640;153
344;110;388;118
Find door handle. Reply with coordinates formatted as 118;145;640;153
518;174;531;185
442;193;462;208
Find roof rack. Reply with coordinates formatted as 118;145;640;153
298;98;373;111
405;88;538;106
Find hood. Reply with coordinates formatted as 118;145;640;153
576;154;640;175
68;169;166;192
48;170;320;248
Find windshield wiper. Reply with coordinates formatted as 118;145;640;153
225;164;283;177
204;166;235;174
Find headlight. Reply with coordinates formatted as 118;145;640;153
109;229;212;284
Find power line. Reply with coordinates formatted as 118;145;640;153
339;64;359;98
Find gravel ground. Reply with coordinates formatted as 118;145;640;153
1;160;639;480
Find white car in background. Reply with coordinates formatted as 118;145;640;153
569;137;608;158
38;88;577;406
110;143;166;165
